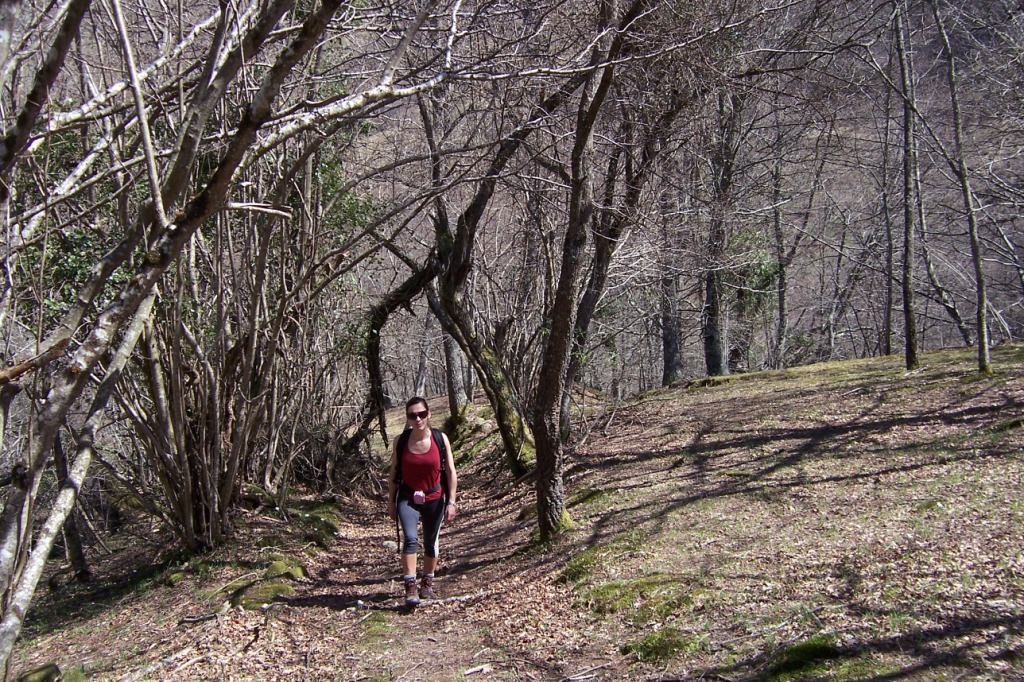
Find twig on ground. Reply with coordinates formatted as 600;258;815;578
464;663;494;675
178;613;217;625
179;600;230;625
560;661;613;681
370;590;494;609
171;654;211;675
396;661;424;680
207;571;261;598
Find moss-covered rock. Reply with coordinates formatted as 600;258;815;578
231;581;296;610
240;483;275;508
290;503;341;548
264;556;307;581
256;535;285;550
163;571;187;587
16;663;61;682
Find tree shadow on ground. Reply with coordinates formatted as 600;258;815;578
22;552;264;638
571;394;1022;550
279;591;395;611
667;613;1024;681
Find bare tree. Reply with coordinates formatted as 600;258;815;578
0;0;464;665
929;0;991;372
895;0;921;370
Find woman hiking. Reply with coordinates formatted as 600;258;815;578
387;397;458;605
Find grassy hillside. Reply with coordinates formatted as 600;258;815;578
12;345;1024;681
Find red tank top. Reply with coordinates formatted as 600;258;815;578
401;435;443;503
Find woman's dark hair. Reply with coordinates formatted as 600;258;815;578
406;396;428;410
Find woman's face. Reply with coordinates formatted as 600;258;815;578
406;402;429;427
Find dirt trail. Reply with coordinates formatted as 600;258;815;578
280;466;613;682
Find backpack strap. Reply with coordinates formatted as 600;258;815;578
432;427;449;500
394;428;412;486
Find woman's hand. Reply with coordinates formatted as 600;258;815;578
386;499;397;521
445;502;458;522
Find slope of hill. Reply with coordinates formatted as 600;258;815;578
11;345;1024;681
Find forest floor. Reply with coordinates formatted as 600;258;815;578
10;345;1024;681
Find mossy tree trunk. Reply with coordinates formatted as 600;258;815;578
435;283;533;476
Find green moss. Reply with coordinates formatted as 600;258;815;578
256;535;284;550
620;627;702;662
561;550;601;585
360;611;390;642
581;573;693;623
231;581;296;610
827;656;905;680
162;571;187;587
60;666;89;682
559;531;646;585
568;488;616;510
533;509;575;544
766;634;844;681
240;483;274;507
288;503;341;548
15;663;62;682
264;556;307;581
458;431;501;466
516;440;537;469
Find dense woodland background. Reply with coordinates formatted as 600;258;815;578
0;0;1022;672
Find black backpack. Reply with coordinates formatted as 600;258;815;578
394;427;449;500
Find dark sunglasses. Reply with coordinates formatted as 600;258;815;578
407;410;429;420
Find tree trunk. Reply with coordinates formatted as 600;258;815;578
772;157;788;369
53;437;91;582
703;91;742;377
0;0;18;73
661;271;684;385
413;311;434;396
930;0;990;372
895;2;919;371
0;291;154;670
535;0;650;541
428;288;471;424
534;138;591;538
881;84;896;357
703;265;729;376
443;333;470;415
535;0;640;541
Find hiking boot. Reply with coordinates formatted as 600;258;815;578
404;577;420;606
420;575;437;601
